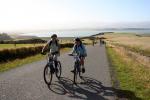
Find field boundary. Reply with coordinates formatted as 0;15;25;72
0;43;74;63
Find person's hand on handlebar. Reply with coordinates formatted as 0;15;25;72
68;53;73;56
41;52;46;55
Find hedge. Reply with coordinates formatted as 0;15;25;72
0;43;74;63
0;46;43;62
0;38;46;44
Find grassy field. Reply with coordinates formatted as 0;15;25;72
0;37;94;50
59;38;94;45
0;48;71;72
105;33;150;45
104;33;150;56
105;33;150;100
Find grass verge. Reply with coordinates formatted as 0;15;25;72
113;43;150;57
0;48;71;73
106;46;150;100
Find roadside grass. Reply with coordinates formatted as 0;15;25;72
113;43;150;57
106;46;150;100
0;44;44;50
0;48;71;73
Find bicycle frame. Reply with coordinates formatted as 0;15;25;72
69;54;82;84
43;52;61;85
73;55;80;63
46;53;56;66
75;56;81;75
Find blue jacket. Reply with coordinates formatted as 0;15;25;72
72;44;87;57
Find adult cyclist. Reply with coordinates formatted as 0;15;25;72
41;34;60;71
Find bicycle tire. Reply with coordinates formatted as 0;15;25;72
55;61;62;79
43;64;53;85
74;62;79;84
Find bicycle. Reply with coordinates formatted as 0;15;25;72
68;53;82;84
42;52;62;85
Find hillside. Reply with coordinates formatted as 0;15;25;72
0;33;12;40
10;34;38;40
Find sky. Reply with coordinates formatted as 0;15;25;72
0;0;150;32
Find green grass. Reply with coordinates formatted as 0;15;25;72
106;47;150;100
0;54;44;72
0;44;44;50
0;48;71;73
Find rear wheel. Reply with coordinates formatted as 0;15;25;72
44;64;53;85
55;61;62;79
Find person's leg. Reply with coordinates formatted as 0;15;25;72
80;57;84;66
53;55;58;72
80;57;85;73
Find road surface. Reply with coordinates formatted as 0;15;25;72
0;44;116;100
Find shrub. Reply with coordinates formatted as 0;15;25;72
0;46;43;62
0;43;74;63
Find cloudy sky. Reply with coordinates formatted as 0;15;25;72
0;0;150;32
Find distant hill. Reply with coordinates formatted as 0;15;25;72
10;34;38;40
0;33;12;40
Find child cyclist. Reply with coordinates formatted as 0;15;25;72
41;34;60;71
70;38;87;73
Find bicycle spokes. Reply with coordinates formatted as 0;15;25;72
55;61;62;79
44;65;53;85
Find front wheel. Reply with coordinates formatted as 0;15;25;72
74;63;79;84
55;61;62;79
44;64;53;85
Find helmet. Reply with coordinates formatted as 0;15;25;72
74;37;80;42
51;34;57;38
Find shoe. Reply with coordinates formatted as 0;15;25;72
82;67;85;73
71;70;75;73
79;75;83;79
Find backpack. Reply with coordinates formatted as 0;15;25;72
49;40;58;47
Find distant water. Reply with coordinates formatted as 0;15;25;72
21;29;150;37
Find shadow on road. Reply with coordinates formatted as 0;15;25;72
47;83;67;95
47;76;142;100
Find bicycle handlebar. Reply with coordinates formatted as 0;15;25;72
41;51;59;55
41;52;46;55
68;54;73;56
68;53;80;57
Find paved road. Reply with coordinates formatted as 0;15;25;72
0;44;115;100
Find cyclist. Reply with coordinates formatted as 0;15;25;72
41;34;60;71
70;38;87;73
